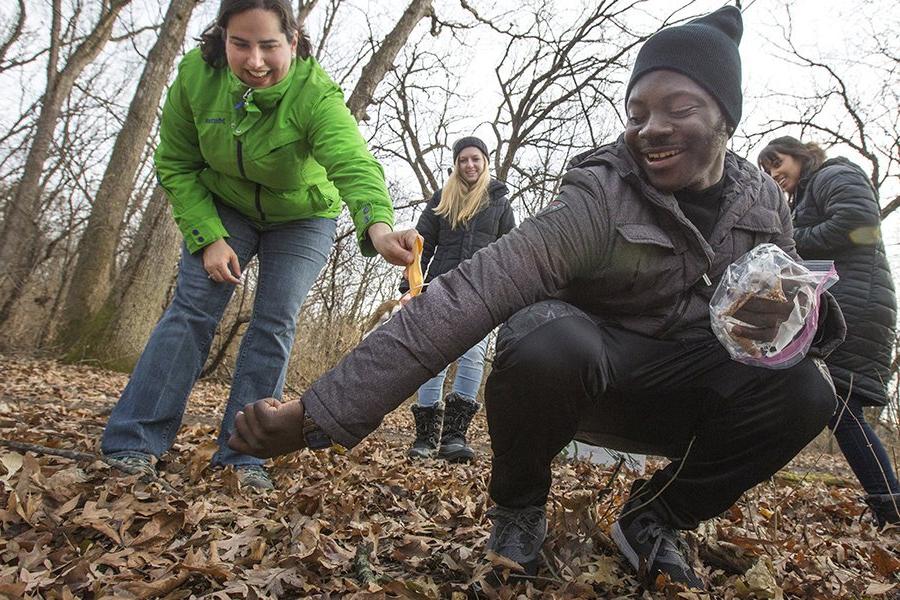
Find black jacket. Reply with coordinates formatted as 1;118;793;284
793;157;896;405
400;179;516;292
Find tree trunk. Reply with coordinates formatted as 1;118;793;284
56;0;200;351
0;0;131;326
346;0;433;122
65;186;181;370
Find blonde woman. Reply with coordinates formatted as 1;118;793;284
401;137;516;461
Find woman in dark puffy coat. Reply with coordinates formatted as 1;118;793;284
759;136;899;527
401;136;516;462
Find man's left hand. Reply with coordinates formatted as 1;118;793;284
228;398;306;458
368;223;421;266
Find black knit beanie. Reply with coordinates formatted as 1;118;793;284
452;136;489;162
625;5;743;129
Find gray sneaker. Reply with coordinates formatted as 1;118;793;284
105;452;157;480
235;465;275;490
611;506;703;589
485;505;547;577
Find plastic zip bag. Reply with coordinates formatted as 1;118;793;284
709;243;838;369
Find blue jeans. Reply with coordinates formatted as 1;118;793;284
416;337;489;407
101;204;336;466
829;388;900;495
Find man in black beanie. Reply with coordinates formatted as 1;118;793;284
228;4;844;592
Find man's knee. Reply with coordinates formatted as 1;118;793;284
780;358;836;434
494;301;598;374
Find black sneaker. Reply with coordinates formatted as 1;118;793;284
611;505;704;590
105;452;157;480
485;505;547;577
235;465;275;490
864;493;900;528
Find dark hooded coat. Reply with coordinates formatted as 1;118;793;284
792;157;896;405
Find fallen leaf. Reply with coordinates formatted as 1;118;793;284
0;452;23;491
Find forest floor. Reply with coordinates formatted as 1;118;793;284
0;355;898;599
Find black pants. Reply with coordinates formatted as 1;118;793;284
829;387;900;495
485;301;836;529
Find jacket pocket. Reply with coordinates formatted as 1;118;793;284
615;223;682;251
306;184;333;212
252;132;304;159
604;223;686;303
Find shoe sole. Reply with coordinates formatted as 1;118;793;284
407;448;437;459
438;445;475;462
611;521;641;572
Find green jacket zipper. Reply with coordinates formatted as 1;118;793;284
236;140;247;178
254;184;265;221
236;141;265;221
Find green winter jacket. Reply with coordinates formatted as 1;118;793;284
155;48;393;255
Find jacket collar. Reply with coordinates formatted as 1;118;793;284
228;60;296;112
568;136;767;254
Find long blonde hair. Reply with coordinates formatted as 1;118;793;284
434;151;491;229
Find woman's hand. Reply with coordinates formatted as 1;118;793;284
368;223;421;266
203;239;242;284
228;398;307;458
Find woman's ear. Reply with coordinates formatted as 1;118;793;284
447;168;453;176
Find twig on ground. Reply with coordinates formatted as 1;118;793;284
0;437;178;494
697;540;755;574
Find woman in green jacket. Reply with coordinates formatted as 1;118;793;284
101;0;417;490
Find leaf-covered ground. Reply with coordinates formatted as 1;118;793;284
0;355;897;599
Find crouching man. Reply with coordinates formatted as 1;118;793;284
228;6;844;589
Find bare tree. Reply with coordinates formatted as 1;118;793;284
742;2;899;217
346;0;435;122
368;40;461;202
56;0;201;353
62;186;181;368
0;0;27;73
296;0;320;28
483;0;668;213
0;0;132;326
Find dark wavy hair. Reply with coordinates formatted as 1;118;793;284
198;0;313;68
757;135;827;180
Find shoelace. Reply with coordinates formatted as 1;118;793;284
635;518;690;573
489;507;544;551
238;466;270;480
115;456;153;470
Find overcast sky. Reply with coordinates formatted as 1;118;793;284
2;0;896;255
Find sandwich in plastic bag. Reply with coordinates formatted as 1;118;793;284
709;243;838;369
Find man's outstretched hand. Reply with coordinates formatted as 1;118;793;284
228;398;307;458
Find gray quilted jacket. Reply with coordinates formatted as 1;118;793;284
303;138;845;448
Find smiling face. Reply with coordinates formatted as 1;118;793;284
624;70;730;193
760;151;803;195
225;8;297;88
456;146;486;184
